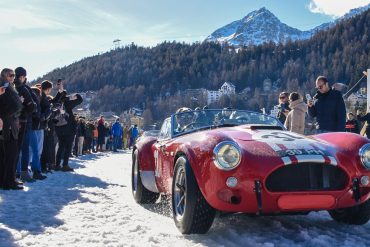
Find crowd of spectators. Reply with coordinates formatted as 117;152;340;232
0;67;85;190
0;67;138;190
279;75;368;136
0;67;141;191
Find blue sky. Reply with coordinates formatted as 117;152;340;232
0;0;369;80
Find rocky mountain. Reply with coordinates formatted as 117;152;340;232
206;4;370;46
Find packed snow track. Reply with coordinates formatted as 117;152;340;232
1;151;370;247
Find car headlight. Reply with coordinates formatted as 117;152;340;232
359;143;370;169
213;141;241;171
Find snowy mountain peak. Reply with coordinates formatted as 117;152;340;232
206;5;370;46
241;7;280;24
206;7;308;46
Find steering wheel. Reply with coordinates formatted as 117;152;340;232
236;117;249;123
182;122;207;131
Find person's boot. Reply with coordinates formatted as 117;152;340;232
20;171;36;182
33;171;47;180
14;179;23;185
46;164;54;173
53;164;62;171
61;165;74;172
3;183;24;190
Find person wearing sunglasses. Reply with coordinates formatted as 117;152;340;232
307;76;346;133
0;68;23;190
277;92;291;124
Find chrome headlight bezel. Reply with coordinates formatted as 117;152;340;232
213;141;241;171
359;143;370;169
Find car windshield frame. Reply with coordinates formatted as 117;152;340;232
170;109;284;137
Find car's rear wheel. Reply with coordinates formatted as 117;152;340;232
132;150;159;204
172;156;216;234
328;199;370;225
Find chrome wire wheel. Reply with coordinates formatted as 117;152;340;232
174;164;186;221
172;156;216;234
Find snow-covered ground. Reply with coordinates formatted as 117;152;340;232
1;151;370;247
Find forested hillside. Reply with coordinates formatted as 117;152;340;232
39;9;370;121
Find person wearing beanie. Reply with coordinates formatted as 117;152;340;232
13;67;36;182
14;67;27;78
13;67;40;182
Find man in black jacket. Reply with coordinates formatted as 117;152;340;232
55;92;83;171
0;68;23;190
308;76;346;133
40;80;54;172
14;67;40;182
14;67;36;181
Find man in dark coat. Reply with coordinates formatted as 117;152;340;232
307;76;346;133
39;80;53;172
14;67;38;182
14;67;36;180
97;116;105;152
54;92;83;171
0;68;23;190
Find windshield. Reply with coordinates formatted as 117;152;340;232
172;109;282;136
143;130;160;137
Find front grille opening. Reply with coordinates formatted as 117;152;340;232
266;163;348;192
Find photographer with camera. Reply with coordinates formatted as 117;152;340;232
54;79;83;171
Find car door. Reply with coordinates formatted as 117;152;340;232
153;118;172;192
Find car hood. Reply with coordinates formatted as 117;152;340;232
216;126;338;166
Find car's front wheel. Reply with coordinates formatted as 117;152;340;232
172;156;216;234
328;199;370;225
132;150;159;204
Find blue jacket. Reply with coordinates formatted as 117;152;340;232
131;126;139;138
308;89;346;132
112;122;123;136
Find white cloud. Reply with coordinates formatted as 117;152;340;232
308;0;370;17
0;8;67;34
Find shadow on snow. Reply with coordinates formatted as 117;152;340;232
0;154;112;241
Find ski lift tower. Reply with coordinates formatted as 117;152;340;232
113;39;121;49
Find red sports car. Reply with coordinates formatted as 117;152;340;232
131;109;370;234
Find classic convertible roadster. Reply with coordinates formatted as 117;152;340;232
132;109;370;234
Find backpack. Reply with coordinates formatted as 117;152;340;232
54;104;69;127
